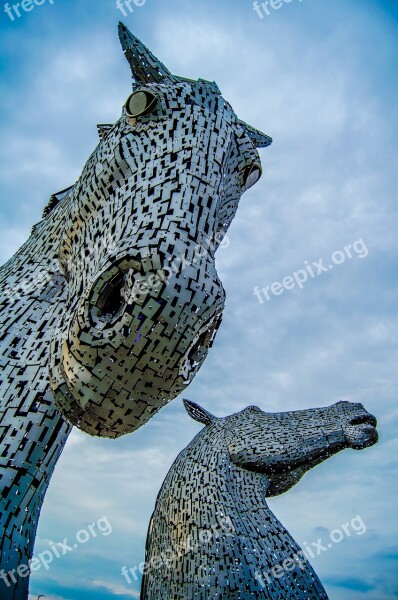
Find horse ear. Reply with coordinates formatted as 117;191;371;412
238;119;273;149
183;399;216;426
118;22;176;85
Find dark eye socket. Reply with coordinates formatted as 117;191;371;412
243;163;262;189
125;90;157;118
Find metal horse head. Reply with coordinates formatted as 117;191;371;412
140;400;378;598
48;24;272;438
211;400;378;495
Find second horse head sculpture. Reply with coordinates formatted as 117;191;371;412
141;400;378;599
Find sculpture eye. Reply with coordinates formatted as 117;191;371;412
243;163;262;189
125;90;157;118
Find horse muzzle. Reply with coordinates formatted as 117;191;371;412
49;250;225;438
344;413;378;450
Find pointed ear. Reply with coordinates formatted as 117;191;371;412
238;119;273;149
118;22;175;85
183;399;216;426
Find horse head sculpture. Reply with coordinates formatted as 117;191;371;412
140;400;378;599
49;23;272;438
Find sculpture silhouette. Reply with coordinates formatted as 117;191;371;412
141;400;378;599
0;23;271;600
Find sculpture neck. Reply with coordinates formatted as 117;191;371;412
142;426;328;599
0;209;71;600
0;206;65;295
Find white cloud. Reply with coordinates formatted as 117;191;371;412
91;580;140;598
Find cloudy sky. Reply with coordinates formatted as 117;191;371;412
1;0;397;598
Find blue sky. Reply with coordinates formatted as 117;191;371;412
1;0;398;598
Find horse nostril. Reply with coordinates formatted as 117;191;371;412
187;330;209;366
180;314;223;382
349;415;377;428
93;272;126;325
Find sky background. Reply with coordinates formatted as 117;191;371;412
1;0;397;598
